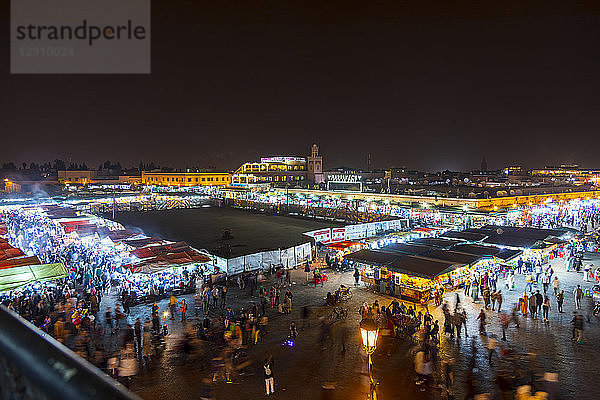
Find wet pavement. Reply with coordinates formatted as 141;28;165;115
102;254;600;400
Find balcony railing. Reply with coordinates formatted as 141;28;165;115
0;305;141;400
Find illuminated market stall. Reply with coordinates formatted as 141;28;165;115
123;241;214;301
326;240;367;254
345;248;463;302
344;229;530;302
386;256;461;302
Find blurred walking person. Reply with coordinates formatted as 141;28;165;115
477;309;487;335
180;299;188;322
542;296;551;322
552;276;560;295
264;356;275;396
574;285;583;309
556;290;565;313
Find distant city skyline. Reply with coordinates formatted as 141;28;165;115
1;2;599;173
1;153;598;175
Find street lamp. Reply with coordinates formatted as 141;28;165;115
360;318;379;399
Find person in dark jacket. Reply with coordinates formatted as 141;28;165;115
134;318;142;355
535;291;543;315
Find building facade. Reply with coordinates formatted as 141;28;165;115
141;171;231;187
531;165;600;184
232;156;308;186
58;170;97;184
231;144;326;187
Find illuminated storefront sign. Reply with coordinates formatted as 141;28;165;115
260;157;306;163
327;174;362;183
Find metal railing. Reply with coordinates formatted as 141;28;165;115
0;305;141;400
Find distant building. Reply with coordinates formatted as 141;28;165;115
324;167;386;191
118;176;142;185
141;171;231;187
503;165;530;184
231;144;325;186
58;170;97;184
2;179;21;193
231;157;307;186
307;144;324;184
480;157;488;172
504;165;524;175
531;164;600;184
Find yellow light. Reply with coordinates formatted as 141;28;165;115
360;319;379;349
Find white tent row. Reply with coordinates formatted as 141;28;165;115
217;242;312;275
303;219;409;244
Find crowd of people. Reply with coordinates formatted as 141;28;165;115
0;208;208;386
2;201;600;399
0;206;300;396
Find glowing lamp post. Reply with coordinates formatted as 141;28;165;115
360;318;378;399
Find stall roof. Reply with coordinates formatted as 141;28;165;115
0;263;68;292
344;249;400;267
452;243;501;257
347;246;472;279
442;225;566;250
347;230;530;279
447;243;523;262
425;249;487;266
0;248;25;261
107;229;144;242
495;248;523;261
0;256;42;269
543;236;568;245
410;237;463;249
479;225;566;239
482;235;542;249
387;256;458;279
129;256;210;274
382;243;431;256
123;237;165;248
531;241;555;250
131;242;212;266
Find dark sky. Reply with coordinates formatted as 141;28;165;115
1;1;599;172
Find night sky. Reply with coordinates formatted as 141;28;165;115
1;1;599;172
